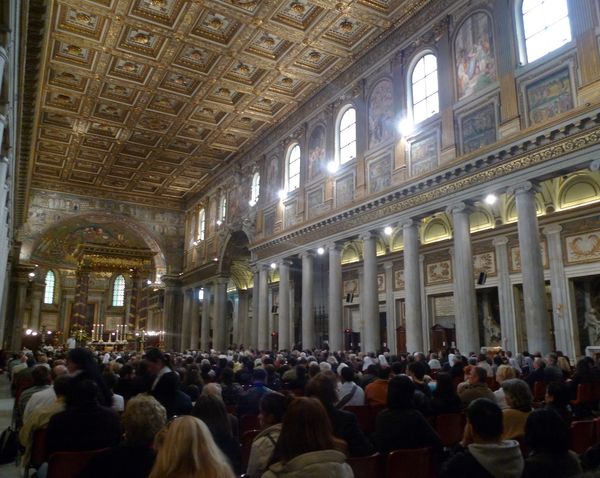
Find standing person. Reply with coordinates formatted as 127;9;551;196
148;416;235;478
145;348;191;417
66;348;113;407
440;399;524;478
262;397;353;478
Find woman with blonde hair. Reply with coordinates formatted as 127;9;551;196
149;415;235;478
494;364;517;409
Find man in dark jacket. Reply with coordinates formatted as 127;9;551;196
237;368;273;416
440;398;524;478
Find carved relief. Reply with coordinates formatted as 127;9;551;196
565;231;600;264
426;260;452;284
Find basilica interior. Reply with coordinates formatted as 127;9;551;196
1;0;600;358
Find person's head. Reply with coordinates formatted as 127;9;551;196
220;367;234;385
259;392;288;428
433;372;456;397
252;367;267;383
52;375;70;399
495;364;517;384
65;378;99;409
192;394;231;438
305;371;338;407
407;361;426;381
31;365;51;387
270;397;343;464
150;416;235;478
387;375;416;410
201;382;222;398
556;356;571;373
546;353;557;365
468;366;487;385
123;394;167;447
145;348;170;376
545;381;570;408
67;347;98;374
533;357;545;369
340;365;355;383
465;398;503;442
377;366;392;380
51;364;68;380
525;408;570;453
501;379;532;412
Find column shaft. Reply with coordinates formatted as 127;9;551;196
181;289;193;351
251;269;259;349
213;279;228;351
328;246;343;352
200;285;212;351
449;203;479;354
301;253;315;350
258;266;269;350
493;237;518;352
361;233;379;353
237;290;249;348
384;262;396;354
513;183;552;354
403;221;423;353
278;261;291;351
189;287;200;349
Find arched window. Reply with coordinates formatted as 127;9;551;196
219;195;227;222
520;0;571;63
112;275;125;307
250;172;260;205
286;144;301;192
197;208;206;240
43;271;55;304
411;53;439;125
338;107;356;165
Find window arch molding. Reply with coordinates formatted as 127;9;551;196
514;0;572;65
112;274;126;307
335;103;357;166
284;142;301;192
406;49;439;126
43;269;57;305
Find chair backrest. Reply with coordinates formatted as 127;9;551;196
570;420;595;454
29;428;48;469
386;447;432;478
240;428;261;472
435;413;465;447
347;452;383;478
573;383;593;404
47;448;109;478
533;381;546;402
345;406;374;435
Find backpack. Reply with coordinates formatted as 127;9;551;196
0;425;18;464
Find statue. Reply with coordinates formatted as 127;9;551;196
584;308;600;345
484;315;501;346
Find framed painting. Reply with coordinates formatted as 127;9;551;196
460;102;497;154
368;153;392;194
308;125;326;180
525;68;574;125
336;173;354;206
368;78;395;149
306;187;325;219
409;132;438;177
455;12;497;100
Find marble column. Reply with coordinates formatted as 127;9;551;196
361;232;379;354
200;284;212;351
162;274;182;351
543;224;576;358
29;280;44;331
189;287;200;349
493;236;518;352
70;269;90;329
510;181;552;354
213;278;228;351
181;288;193;351
328;244;343;352
258;265;269;351
383;261;396;353
301;252;315;350
251;266;259;349
11;266;34;351
127;271;141;329
403;220;423;353
448;202;479;354
278;260;291;351
237;289;249;348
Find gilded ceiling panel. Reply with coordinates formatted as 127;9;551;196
27;0;430;205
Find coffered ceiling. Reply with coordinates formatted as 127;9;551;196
27;0;431;208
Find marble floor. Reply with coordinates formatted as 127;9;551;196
0;373;25;478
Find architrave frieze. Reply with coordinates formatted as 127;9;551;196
251;110;600;260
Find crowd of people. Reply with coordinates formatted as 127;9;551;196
3;345;600;478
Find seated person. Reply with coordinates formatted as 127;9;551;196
458;367;495;408
80;394;167;478
440;398;524;478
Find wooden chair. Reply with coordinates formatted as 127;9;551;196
239;414;260;435
345;405;374;435
570;420;595;454
386;447;432;478
435;413;465;447
347;452;383;478
47;448;109;478
571;383;593;407
533;381;546;402
23;428;48;477
240;428;261;472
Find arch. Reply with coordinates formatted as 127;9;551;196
453;10;497;100
408;51;439;124
217;229;252;290
285;142;301;192
504;193;544;223
112;274;126;307
422;217;451;244
23;212;168;276
341;241;361;264
335;104;357;166
391;228;404;252
558;175;600;210
469;207;494;233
